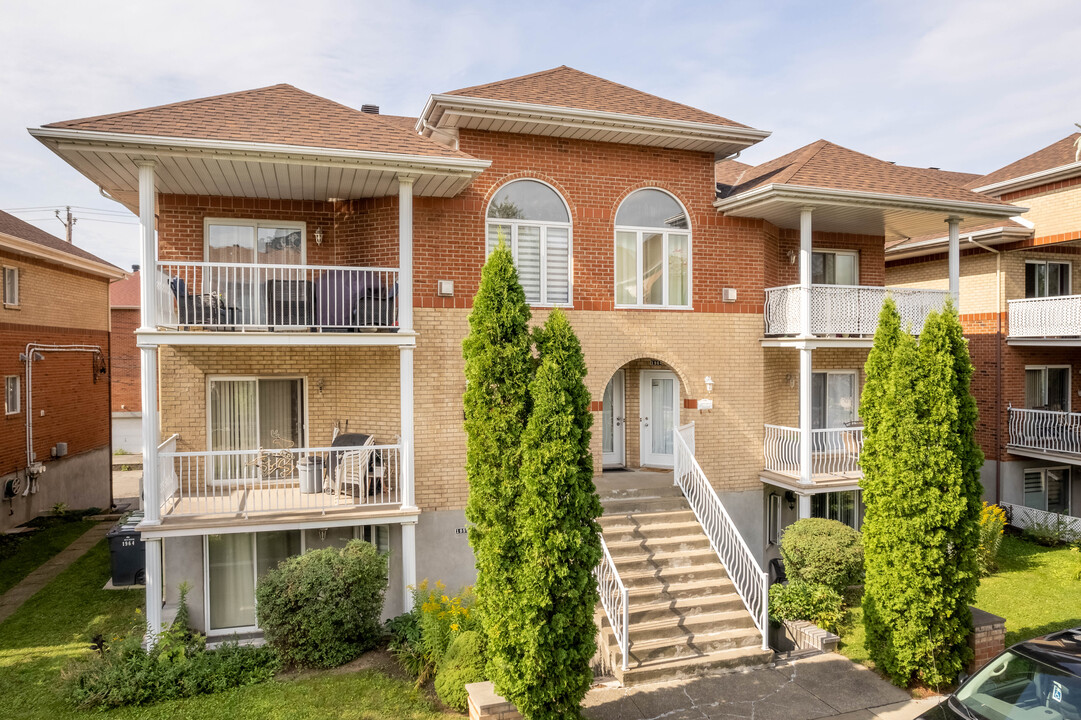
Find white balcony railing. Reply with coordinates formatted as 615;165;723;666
1008;407;1081;457
1008;295;1081;338
675;423;769;650
763;424;864;479
155;262;399;332
158;443;402;518
1000;503;1081;542
764;285;949;337
595;536;629;671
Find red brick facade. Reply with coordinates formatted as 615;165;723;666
109;307;140;413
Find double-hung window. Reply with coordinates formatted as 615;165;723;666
4;376;19;415
1025;260;1070;298
3;266;18;306
1025;366;1070;411
615;189;691;308
1023;468;1071;516
486;180;572;306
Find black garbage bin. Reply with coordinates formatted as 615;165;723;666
107;513;146;586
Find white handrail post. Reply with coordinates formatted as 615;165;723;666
621;589;629;671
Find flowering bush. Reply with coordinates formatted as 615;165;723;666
388;580;482;687
977;503;1007;576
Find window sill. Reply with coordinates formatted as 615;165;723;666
613;304;695;312
2;303;19;310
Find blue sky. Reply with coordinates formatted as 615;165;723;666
2;0;1079;270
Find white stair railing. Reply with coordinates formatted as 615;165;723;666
675;422;769;650
595;535;629;671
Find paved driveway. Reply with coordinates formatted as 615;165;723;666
584;653;943;720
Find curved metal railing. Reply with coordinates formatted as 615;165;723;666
595;535;629;671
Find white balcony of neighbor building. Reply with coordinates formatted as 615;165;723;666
1008;295;1081;345
1007;407;1081;463
763;285;950;347
762;424;864;490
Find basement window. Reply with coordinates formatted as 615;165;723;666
5;375;19;415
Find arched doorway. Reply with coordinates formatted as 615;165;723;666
600;358;685;470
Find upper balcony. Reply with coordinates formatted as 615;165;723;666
152;262;403;345
1007;407;1081;463
1008;295;1081;345
762;424;864;491
763;285;950;347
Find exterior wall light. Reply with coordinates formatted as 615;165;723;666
704;376;713;393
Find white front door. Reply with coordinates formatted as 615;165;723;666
640;370;678;468
602;371;625;468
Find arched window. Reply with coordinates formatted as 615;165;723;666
614;189;691;308
486;179;572;306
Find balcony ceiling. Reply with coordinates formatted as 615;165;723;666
30;128;491;214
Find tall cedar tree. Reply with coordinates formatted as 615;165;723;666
509;310;603;720
860;299;983;687
462;240;535;693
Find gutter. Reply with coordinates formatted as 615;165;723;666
0;232;126;280
714;183;1026;217
973;160;1081;196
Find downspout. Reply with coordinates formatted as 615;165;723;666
967;236;1002;503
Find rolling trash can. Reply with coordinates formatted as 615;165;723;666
107;512;146;586
298;456;324;494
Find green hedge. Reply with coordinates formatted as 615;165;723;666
768;581;845;632
779;518;863;593
434;631;487;711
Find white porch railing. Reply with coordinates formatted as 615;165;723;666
764;285;949;337
1008;295;1081;338
1000;502;1081;542
158;443;402;518
157;433;180;507
674;422;769;650
1008;407;1081;457
155;262;399;331
763;425;864;479
595;535;629;671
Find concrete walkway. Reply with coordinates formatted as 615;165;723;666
584;653;942;720
0;521;112;624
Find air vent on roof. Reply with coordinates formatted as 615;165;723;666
361;104;380;115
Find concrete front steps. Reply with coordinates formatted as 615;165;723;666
598;481;773;686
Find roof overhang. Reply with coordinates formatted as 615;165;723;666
973;160;1081;196
417;94;771;158
30;127;492;212
885;223;1034;261
714;184;1027;241
0;231;125;280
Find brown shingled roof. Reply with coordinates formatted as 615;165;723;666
884;219;1030;251
720;140;1016;207
714;159;753;186
110;270;140;307
904;167;982;187
45;84;473;159
446;66;751;128
966;133;1081;190
0;210;120;270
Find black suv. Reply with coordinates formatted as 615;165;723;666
920;627;1081;720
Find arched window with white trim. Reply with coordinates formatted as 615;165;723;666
614;189;691;308
486;179;572;306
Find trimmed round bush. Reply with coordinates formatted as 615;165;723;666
768;580;844;632
256;539;388;668
434;631;486;711
779;518;863;592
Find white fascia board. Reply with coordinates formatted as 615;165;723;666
419;94;772;145
972;161;1081;195
30;127;491;176
884;227;1033;261
0;232;126;279
138;511;421;538
135;329;417;348
715;183;1027;218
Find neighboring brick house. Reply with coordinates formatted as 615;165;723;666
0;210;125;532
886;132;1081;528
32;67;1020;677
110;269;142;453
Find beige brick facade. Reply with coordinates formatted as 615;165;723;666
1006;185;1081;239
0;250;110;331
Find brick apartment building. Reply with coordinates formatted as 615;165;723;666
32;67;1025;680
109;270;142;453
886;133;1081;529
0;210;125;532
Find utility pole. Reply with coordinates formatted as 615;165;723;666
55;206;76;242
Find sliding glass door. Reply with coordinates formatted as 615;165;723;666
209;377;304;483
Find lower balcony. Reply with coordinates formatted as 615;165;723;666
1008;296;1081;344
764;285;948;343
157;435;405;528
762;424;864;488
1007;407;1081;462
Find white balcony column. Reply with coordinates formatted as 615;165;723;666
401;520;417;614
137;161;157;331
799;207;814;338
144;537;163;645
397;175;415;333
799;346;813;486
947;215;961;309
797;493;812;519
400;345;415;510
140;345;160;523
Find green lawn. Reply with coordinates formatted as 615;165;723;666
0;517;98;595
839;535;1081;667
0;539;455;720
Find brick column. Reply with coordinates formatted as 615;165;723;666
968;606;1006;674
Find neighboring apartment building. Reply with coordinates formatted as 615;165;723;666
110;269;142;453
32;67;1020;672
0;210;125;532
886;133;1081;528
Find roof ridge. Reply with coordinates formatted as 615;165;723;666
444;65;572;96
43;84;297;130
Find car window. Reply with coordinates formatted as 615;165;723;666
956;650;1080;720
